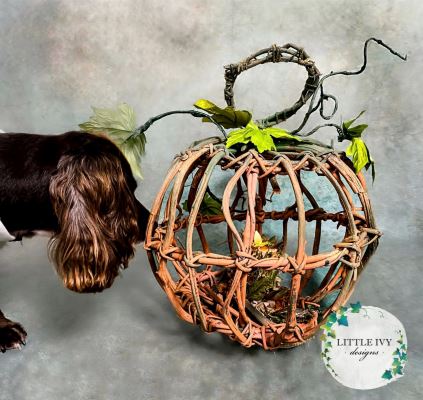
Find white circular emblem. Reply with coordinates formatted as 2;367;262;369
320;303;407;390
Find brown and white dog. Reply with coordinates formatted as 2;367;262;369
0;130;150;353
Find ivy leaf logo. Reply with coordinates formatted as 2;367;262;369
393;365;404;375
327;313;338;324
350;301;362;313
321;323;332;332
382;370;393;380
339;306;348;314
392;358;401;367
327;329;336;339
337;315;349;327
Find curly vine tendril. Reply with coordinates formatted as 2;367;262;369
131;38;406;144
291;37;407;139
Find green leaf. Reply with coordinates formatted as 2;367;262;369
342;110;366;131
346;138;370;174
382;370;393;380
339;306;348;315
247;270;279;301
265;127;302;141
337;315;349;327
225;129;251;148
327;329;336;339
183;192;222;216
320;334;327;342
199;192;223;216
119;132;146;179
342;111;375;180
347;124;368;137
392;358;401;367
364;143;376;182
79;103;145;178
400;352;408;361
79;103;137;139
250;128;276;153
392;365;403;376
194;99;252;128
226;120;301;153
327;313;338;324
350;301;362;313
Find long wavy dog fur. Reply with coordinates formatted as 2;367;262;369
0;131;150;352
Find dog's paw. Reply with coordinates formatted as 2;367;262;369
0;320;27;353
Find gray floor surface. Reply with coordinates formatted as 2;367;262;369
0;235;421;400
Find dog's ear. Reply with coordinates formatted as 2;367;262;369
48;150;140;293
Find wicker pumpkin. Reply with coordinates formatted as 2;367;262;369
144;43;382;349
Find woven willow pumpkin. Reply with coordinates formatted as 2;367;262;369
145;43;382;349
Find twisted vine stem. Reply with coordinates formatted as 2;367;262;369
125;109;227;144
290;37;407;139
224;43;321;126
130;38;406;144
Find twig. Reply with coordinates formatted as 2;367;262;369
126;109;227;143
291;37;407;137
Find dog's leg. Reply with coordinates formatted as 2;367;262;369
0;310;27;353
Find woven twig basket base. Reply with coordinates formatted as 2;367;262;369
145;138;380;350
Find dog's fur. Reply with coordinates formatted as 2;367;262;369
0;131;150;352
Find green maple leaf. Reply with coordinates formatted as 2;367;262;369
79;103;137;138
79;103;145;178
226;120;301;153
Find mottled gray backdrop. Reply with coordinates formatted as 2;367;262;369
0;1;421;399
